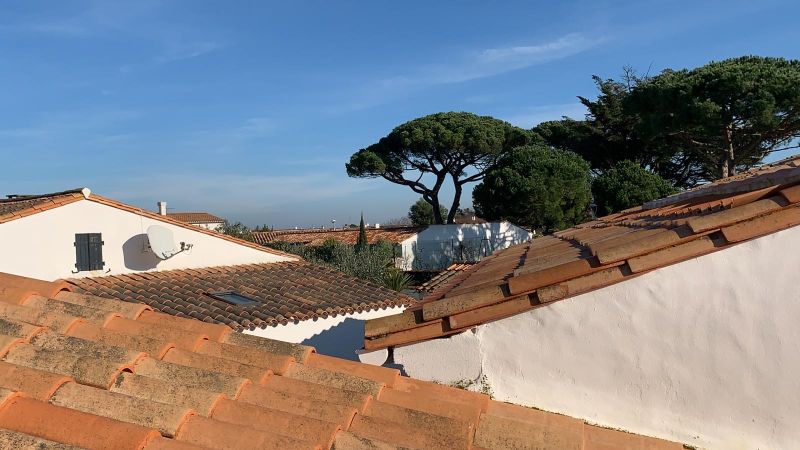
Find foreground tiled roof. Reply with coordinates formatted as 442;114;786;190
0;272;683;449
252;227;422;246
0;188;295;259
166;212;225;224
364;156;800;350
67;262;414;330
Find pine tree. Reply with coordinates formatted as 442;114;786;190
355;213;368;252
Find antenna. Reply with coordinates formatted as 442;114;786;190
146;225;179;259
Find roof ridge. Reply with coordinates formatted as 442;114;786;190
0;188;87;203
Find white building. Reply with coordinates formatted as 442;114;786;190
0;188;410;359
254;221;533;271
162;203;226;232
358;156;800;450
397;222;533;270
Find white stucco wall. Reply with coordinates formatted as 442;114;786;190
389;225;800;450
0;199;294;280
399;222;532;270
245;305;405;361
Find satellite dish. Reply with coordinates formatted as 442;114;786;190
147;225;179;259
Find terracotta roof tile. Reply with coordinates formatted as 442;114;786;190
364;156;800;350
252;226;422;246
166;212;225;224
67;262;414;331
0;271;684;449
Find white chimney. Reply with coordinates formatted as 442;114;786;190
374;223;380;229
157;201;167;216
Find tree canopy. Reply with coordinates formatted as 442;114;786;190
627;56;800;180
408;198;448;227
219;221;253;242
473;145;592;232
592;160;678;216
346;112;534;224
535;70;651;173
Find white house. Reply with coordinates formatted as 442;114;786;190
358;155;800;450
161;202;226;232
397;222;533;270
254;221;533;271
0;188;411;359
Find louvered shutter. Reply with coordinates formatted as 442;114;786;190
74;234;90;271
87;233;104;270
75;233;105;271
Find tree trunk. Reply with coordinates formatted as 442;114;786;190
430;196;444;224
426;172;448;224
721;123;736;178
447;177;462;224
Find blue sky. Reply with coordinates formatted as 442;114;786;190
1;0;799;228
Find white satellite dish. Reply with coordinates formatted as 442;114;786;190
147;225;179;259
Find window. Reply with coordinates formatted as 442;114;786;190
207;291;259;306
74;233;104;272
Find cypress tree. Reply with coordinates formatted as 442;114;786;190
355;213;368;252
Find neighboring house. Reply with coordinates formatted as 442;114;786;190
0;270;686;449
359;155;800;450
254;222;533;271
165;208;226;231
0;187;410;359
399;222;533;271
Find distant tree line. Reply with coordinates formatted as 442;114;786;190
347;56;800;233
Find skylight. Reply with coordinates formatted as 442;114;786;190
207;291;259;306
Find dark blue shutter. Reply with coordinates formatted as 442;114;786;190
74;234;90;271
75;233;104;271
88;233;104;270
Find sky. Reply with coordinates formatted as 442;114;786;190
1;0;799;228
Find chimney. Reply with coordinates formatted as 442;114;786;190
157;201;167;216
374;223;380;229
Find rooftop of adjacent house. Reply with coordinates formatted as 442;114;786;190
252;226;423;246
66;262;414;330
417;263;478;294
166;212;225;224
0;188;88;221
0;271;683;449
0;187;294;260
364;154;800;350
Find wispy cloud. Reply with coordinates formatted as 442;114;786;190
1;1;225;66
386;33;598;87
155;40;224;63
327;33;603;112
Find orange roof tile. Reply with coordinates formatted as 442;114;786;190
166;212;225;224
0;271;683;449
66;262;414;330
252;226;422;246
365;155;800;349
